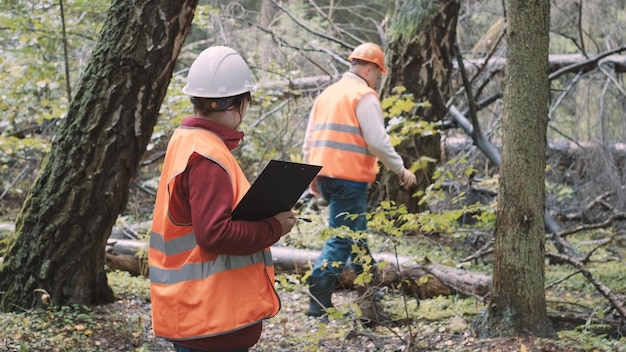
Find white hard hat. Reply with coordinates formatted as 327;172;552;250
182;46;254;98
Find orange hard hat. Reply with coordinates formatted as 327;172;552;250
348;42;387;74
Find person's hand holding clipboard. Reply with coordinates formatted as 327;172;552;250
231;160;322;222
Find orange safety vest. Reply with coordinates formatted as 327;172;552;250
149;126;280;341
308;77;378;182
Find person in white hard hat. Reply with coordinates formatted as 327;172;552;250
148;46;297;352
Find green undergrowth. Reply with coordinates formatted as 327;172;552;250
275;209;625;351
1;193;625;351
0;271;153;352
1;256;624;351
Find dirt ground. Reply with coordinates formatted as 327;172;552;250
77;289;587;352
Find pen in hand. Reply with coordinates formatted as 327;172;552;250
296;217;312;222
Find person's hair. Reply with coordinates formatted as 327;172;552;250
191;92;251;116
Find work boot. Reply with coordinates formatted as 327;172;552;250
355;284;393;327
307;275;336;317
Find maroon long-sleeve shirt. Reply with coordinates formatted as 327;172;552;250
168;116;283;351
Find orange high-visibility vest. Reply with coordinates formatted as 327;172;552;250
149;126;280;340
308;77;378;182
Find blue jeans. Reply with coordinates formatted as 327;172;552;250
311;177;373;277
173;344;248;352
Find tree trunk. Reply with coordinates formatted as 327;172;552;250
478;0;554;338
370;0;460;213
0;0;197;310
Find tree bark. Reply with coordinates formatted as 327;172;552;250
0;0;197;310
370;0;460;213
478;0;555;338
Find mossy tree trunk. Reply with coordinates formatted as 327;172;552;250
0;0;197;311
371;0;460;212
477;0;555;337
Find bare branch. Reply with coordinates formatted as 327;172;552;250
250;98;291;128
58;0;72;100
0;165;33;201
548;45;626;81
598;58;626;97
576;1;586;57
453;43;482;139
556;211;626;238
549;71;584;120
547;250;626;321
269;0;354;50
305;0;363;44
469;25;506;85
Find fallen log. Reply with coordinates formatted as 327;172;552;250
105;239;492;300
105;239;147;277
259;53;626;94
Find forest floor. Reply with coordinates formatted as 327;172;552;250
2;208;623;351
0;272;607;352
1;165;625;351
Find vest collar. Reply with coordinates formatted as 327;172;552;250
344;71;369;86
181;116;244;150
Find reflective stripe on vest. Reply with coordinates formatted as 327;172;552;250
310;123;370;156
308;77;378;182
149;127;280;340
149;231;273;285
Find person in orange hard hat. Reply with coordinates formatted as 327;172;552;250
149;45;297;352
302;42;417;325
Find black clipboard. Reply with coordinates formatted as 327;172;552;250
231;160;322;221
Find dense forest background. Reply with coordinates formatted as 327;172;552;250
2;0;626;217
1;0;626;351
